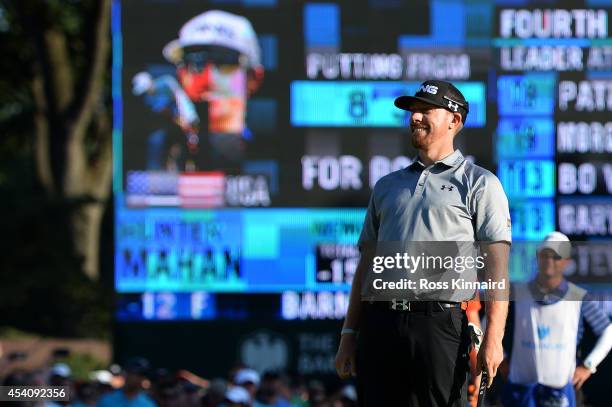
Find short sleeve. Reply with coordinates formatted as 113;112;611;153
358;192;379;250
473;173;512;243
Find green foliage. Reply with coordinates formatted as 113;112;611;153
0;3;35;156
0;326;37;339
55;352;108;381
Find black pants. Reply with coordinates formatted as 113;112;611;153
357;303;470;407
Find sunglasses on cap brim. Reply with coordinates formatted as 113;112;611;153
181;46;246;69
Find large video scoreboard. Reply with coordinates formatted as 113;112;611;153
113;0;612;321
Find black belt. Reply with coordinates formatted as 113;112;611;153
367;300;466;312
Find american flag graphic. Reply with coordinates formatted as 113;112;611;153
178;172;226;208
127;171;179;195
126;171;180;207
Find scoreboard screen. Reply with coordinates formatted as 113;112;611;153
113;0;612;320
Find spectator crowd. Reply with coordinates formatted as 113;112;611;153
1;357;358;407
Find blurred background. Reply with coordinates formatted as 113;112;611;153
0;0;611;405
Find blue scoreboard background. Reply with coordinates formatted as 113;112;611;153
113;0;612;321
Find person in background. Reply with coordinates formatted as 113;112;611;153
202;378;228;407
330;385;357;407
233;368;260;404
72;382;100;407
306;380;328;407
162;10;264;168
46;363;73;406
502;232;612;407
97;357;157;407
287;377;309;407
224;386;251;407
253;372;291;407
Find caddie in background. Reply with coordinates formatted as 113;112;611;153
335;80;512;406
501;232;612;407
163;10;264;168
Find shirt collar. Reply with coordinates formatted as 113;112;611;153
529;278;569;305
408;150;465;170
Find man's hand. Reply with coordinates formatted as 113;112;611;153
476;334;504;388
335;334;357;379
572;366;592;389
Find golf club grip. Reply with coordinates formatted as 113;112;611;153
476;370;488;407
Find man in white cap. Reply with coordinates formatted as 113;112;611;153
163;10;264;166
233;368;260;402
225;386;251;407
502;232;612;407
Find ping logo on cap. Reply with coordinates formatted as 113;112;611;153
194;23;236;40
420;84;438;95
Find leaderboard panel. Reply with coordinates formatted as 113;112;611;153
113;0;612;320
493;3;612;295
114;0;500;303
493;3;612;245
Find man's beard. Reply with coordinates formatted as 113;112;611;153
410;127;430;149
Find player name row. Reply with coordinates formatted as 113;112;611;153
558;203;612;236
558;80;612;112
558;162;612;195
557;121;612;153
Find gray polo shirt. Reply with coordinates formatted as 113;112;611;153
358;150;512;301
359;149;512;245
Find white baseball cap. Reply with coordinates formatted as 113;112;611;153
163;10;261;67
341;385;357;401
50;363;71;378
225;386;250;404
234;368;260;386
538;231;572;259
132;72;153;95
89;370;113;384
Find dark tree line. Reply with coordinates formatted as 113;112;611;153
0;0;113;337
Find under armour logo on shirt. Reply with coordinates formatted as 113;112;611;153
441;184;454;191
447;100;459;112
